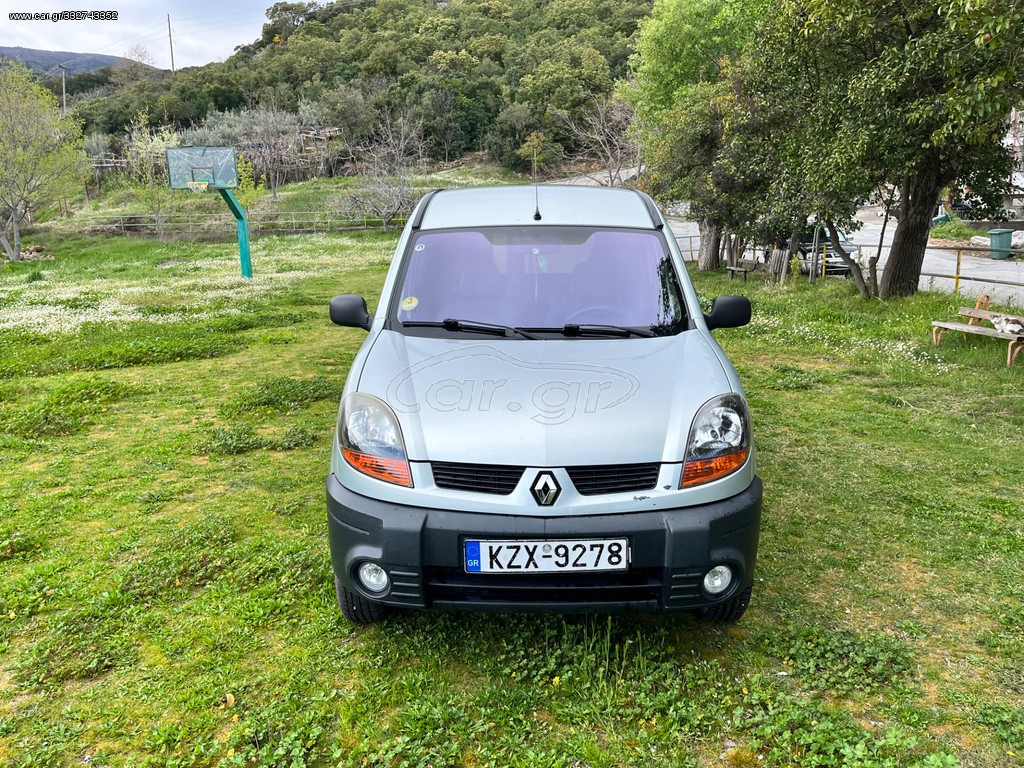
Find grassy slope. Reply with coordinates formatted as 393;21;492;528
0;234;1022;768
59;158;528;223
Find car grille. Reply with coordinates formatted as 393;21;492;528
426;567;663;606
431;462;525;495
429;462;663;496
566;463;661;495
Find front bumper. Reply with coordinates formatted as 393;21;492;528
326;474;762;613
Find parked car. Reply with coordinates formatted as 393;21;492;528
326;185;762;623
795;226;860;276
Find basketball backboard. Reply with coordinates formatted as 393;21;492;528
166;146;238;190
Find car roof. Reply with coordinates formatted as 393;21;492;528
415;185;661;231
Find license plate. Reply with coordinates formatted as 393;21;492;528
464;538;629;573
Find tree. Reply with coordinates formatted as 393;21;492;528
628;0;1022;295
124;111;178;239
346;110;426;230
516;130;563;172
0;63;87;261
558;96;641;187
112;44;159;88
246;106;300;198
234;156;267;212
736;0;1021;297
626;0;761;270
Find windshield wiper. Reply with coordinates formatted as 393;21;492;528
559;323;655;338
402;319;538;340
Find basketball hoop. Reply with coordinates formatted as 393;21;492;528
166;146;251;278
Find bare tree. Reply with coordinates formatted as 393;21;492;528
112;44;158;87
345;111;426;230
124;44;156;66
246;106;300;198
559;97;643;187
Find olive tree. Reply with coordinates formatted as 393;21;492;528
0;63;87;261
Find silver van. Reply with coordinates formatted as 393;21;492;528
327;186;761;623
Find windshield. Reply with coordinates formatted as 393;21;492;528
803;226;849;244
392;227;688;336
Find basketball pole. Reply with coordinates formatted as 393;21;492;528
166;147;250;278
219;189;253;279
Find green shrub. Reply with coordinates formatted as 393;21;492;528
930;215;979;241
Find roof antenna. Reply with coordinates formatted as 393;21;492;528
532;147;542;221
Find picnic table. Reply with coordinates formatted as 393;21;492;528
931;294;1024;365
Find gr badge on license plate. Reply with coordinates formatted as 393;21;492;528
464;539;629;573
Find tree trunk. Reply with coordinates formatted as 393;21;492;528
871;185;897;297
881;159;947;298
1;208;22;261
825;220;870;299
697;218;721;271
727;235;745;267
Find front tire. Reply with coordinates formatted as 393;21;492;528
697;585;752;623
335;576;387;624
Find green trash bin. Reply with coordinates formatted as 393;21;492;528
989;228;1013;260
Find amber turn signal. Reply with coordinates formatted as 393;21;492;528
680;448;749;488
342;448;412;487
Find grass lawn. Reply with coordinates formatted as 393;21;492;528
0;233;1022;767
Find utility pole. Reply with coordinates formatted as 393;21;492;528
58;65;67;115
167;14;176;75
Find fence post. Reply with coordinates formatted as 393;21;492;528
955;250;962;294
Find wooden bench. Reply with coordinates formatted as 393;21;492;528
726;260;757;281
931;294;1024;365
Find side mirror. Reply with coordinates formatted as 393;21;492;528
704;295;751;330
330;295;372;330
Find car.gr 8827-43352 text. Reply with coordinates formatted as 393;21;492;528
8;11;118;21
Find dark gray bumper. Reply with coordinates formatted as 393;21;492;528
327;474;762;613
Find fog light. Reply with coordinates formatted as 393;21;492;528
703;565;733;595
357;562;389;593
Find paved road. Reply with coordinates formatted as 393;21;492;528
667;210;1024;308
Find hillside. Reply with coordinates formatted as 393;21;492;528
0;46;127;75
63;0;652;171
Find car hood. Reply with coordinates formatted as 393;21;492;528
356;331;733;466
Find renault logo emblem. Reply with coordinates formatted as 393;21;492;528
531;472;561;506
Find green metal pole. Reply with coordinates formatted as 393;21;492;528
219;188;252;279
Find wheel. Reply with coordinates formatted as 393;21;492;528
564;306;630;325
697;584;752;623
335;575;387;624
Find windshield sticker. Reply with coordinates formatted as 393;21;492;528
401;296;419;311
414;243;426;251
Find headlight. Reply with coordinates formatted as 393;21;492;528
680;394;750;487
339;393;412;487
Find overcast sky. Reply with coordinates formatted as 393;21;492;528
1;0;271;70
